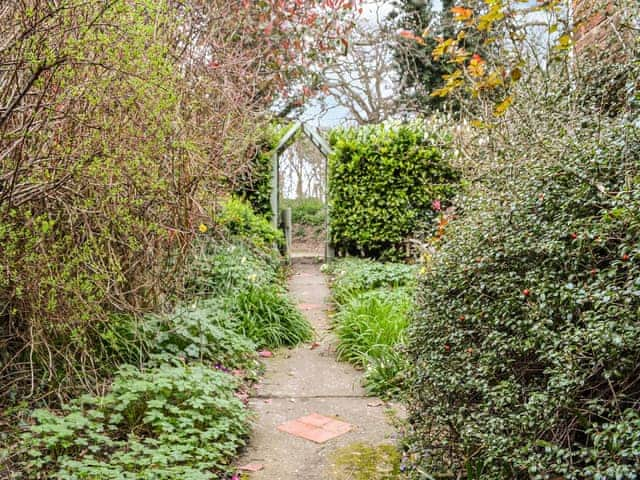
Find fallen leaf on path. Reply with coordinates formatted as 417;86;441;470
264;399;272;404
258;350;273;358
239;463;264;472
310;342;321;350
367;401;384;408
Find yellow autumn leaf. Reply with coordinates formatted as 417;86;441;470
432;38;454;60
468;54;486;78
430;87;450;98
451;6;473;22
556;34;572;50
452;47;470;64
478;5;504;31
494;96;513;116
431;70;464;97
476;70;503;91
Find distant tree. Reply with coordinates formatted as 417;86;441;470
389;0;450;112
389;0;487;114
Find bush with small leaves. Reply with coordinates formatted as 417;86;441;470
406;125;640;479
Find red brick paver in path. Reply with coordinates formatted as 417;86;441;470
277;413;352;444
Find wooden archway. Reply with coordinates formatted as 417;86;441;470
270;122;334;261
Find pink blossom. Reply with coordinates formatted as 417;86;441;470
432;199;442;212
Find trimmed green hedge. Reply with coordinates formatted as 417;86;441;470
328;122;459;261
406;126;640;479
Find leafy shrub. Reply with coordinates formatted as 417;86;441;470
0;0;282;405
406;127;640;479
216;197;284;251
282;198;326;226
226;285;313;348
148;301;259;373
187;242;280;297
327;258;418;306
236;123;297;215
328;122;460;260
20;363;248;479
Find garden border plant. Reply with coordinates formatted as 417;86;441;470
10;198;313;479
326;258;418;398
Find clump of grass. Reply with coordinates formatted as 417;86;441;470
329;258;416;398
227;285;313;348
334;288;410;367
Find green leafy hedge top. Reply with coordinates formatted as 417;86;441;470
328;122;460;261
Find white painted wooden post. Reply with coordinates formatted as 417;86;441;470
270;151;279;241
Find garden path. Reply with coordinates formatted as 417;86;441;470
237;262;402;479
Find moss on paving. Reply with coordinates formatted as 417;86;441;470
330;442;401;480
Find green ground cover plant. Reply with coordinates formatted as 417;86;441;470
19;363;248;480
327;258;418;398
149;302;259;373
406;126;640;479
328;122;460;260
328;258;417;306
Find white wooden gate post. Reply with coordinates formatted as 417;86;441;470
270;151;279;233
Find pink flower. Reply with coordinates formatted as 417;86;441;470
432;199;442;212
